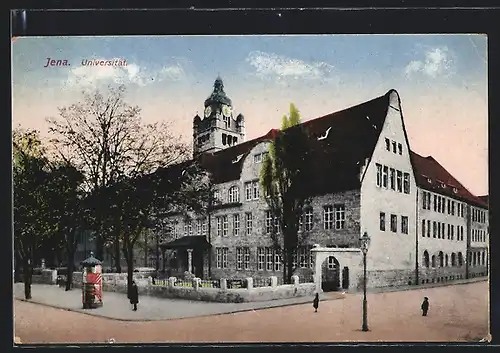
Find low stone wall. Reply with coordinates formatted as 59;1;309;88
71;272;315;303
31;269;57;285
363;269;415;289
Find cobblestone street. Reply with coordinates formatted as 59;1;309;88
14;281;488;344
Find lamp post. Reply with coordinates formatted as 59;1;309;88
360;231;371;332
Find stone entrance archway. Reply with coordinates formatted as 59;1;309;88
311;245;363;294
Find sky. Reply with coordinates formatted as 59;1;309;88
11;35;488;195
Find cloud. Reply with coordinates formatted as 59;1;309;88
404;46;455;79
246;51;335;82
63;58;186;88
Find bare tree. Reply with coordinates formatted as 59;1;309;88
47;84;189;263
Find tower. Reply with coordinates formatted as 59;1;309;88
193;77;245;156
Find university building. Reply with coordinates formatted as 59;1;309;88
154;77;488;290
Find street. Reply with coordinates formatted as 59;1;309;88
14;281;488;343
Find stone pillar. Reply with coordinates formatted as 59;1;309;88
270;276;277;287
168;277;177;287
246;277;253;290
292;275;299;286
315;252;322;294
187;249;193;273
220;278;227;290
193;277;200;290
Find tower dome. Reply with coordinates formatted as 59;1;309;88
204;76;232;107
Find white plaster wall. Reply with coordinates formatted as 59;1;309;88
360;91;417;271
417;189;468;268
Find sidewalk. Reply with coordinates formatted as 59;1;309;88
364;277;487;294
14;283;343;322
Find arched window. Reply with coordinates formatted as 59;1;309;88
445;254;449;267
482;252;486;266
431;255;436;268
473;252;477;266
451;253;456;267
439;251;444;267
458;252;463;267
423;251;430;268
228;186;240;203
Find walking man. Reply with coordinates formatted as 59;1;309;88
421;296;429;316
313;293;319;313
129;281;139;311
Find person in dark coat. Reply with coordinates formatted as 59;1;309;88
421;297;429;316
313;293;319;312
129;281;139;311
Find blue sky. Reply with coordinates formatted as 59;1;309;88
12;35;488;195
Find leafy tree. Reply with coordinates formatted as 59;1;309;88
13;129;53;299
260;103;313;283
46;84;189;264
45;161;86;290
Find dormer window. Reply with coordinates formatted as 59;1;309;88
427;178;432;184
453;187;458;194
385;138;390;151
232;154;244;164
441;183;446;189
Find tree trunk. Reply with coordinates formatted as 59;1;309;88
126;249;134;297
22;261;32;300
95;233;104;263
286;247;294;283
114;231;121;273
66;261;74;291
14;252;22;283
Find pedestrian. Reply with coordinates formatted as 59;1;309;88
129;281;139;311
313;293;319;313
421;296;429;316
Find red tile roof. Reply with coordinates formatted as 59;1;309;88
157;89;487;208
409;151;488;208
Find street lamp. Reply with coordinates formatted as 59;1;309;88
360;231;371;332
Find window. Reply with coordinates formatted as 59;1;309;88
439;251;444;267
451;201;455;215
427;220;430;237
228;186;240;203
236;247;243;270
274;216;280;233
437;197;442;213
401;216;408;234
447;199;450;214
202;219;207;235
451;224;454;240
433;221;437;238
266;247;273;271
335;205;346;229
458;252;463;266
233;214;240;236
328;256;337;269
243;247;250;270
376;163;382;187
396;170;403;192
431;255;436;268
423;251;429;268
257;247;265;271
383;166;388;188
427;193;431;210
265;211;273;234
390;168;396;190
252;180;260;200
385;138;390;151
422;219;426;237
216;248;228;269
299;247;308;268
274;252;281;271
392;141;397;153
437;222;441;238
380;212;386;231
391;214;397;233
245;212;253;235
254;153;262;163
245;182;252;201
441;223;445;238
223;116;230;129
196;219;202;235
433;195;437;211
305;208;314;231
403;173;410;194
398;143;403;155
214;190;222;203
222;215;228;237
422;191;427;209
323;205;334;229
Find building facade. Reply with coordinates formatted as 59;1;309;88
156;78;488;291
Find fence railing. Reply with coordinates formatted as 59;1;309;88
199;279;220;288
173;279;193;287
253;277;271;288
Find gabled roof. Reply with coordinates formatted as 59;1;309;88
410;151;487;208
197;90;394;194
